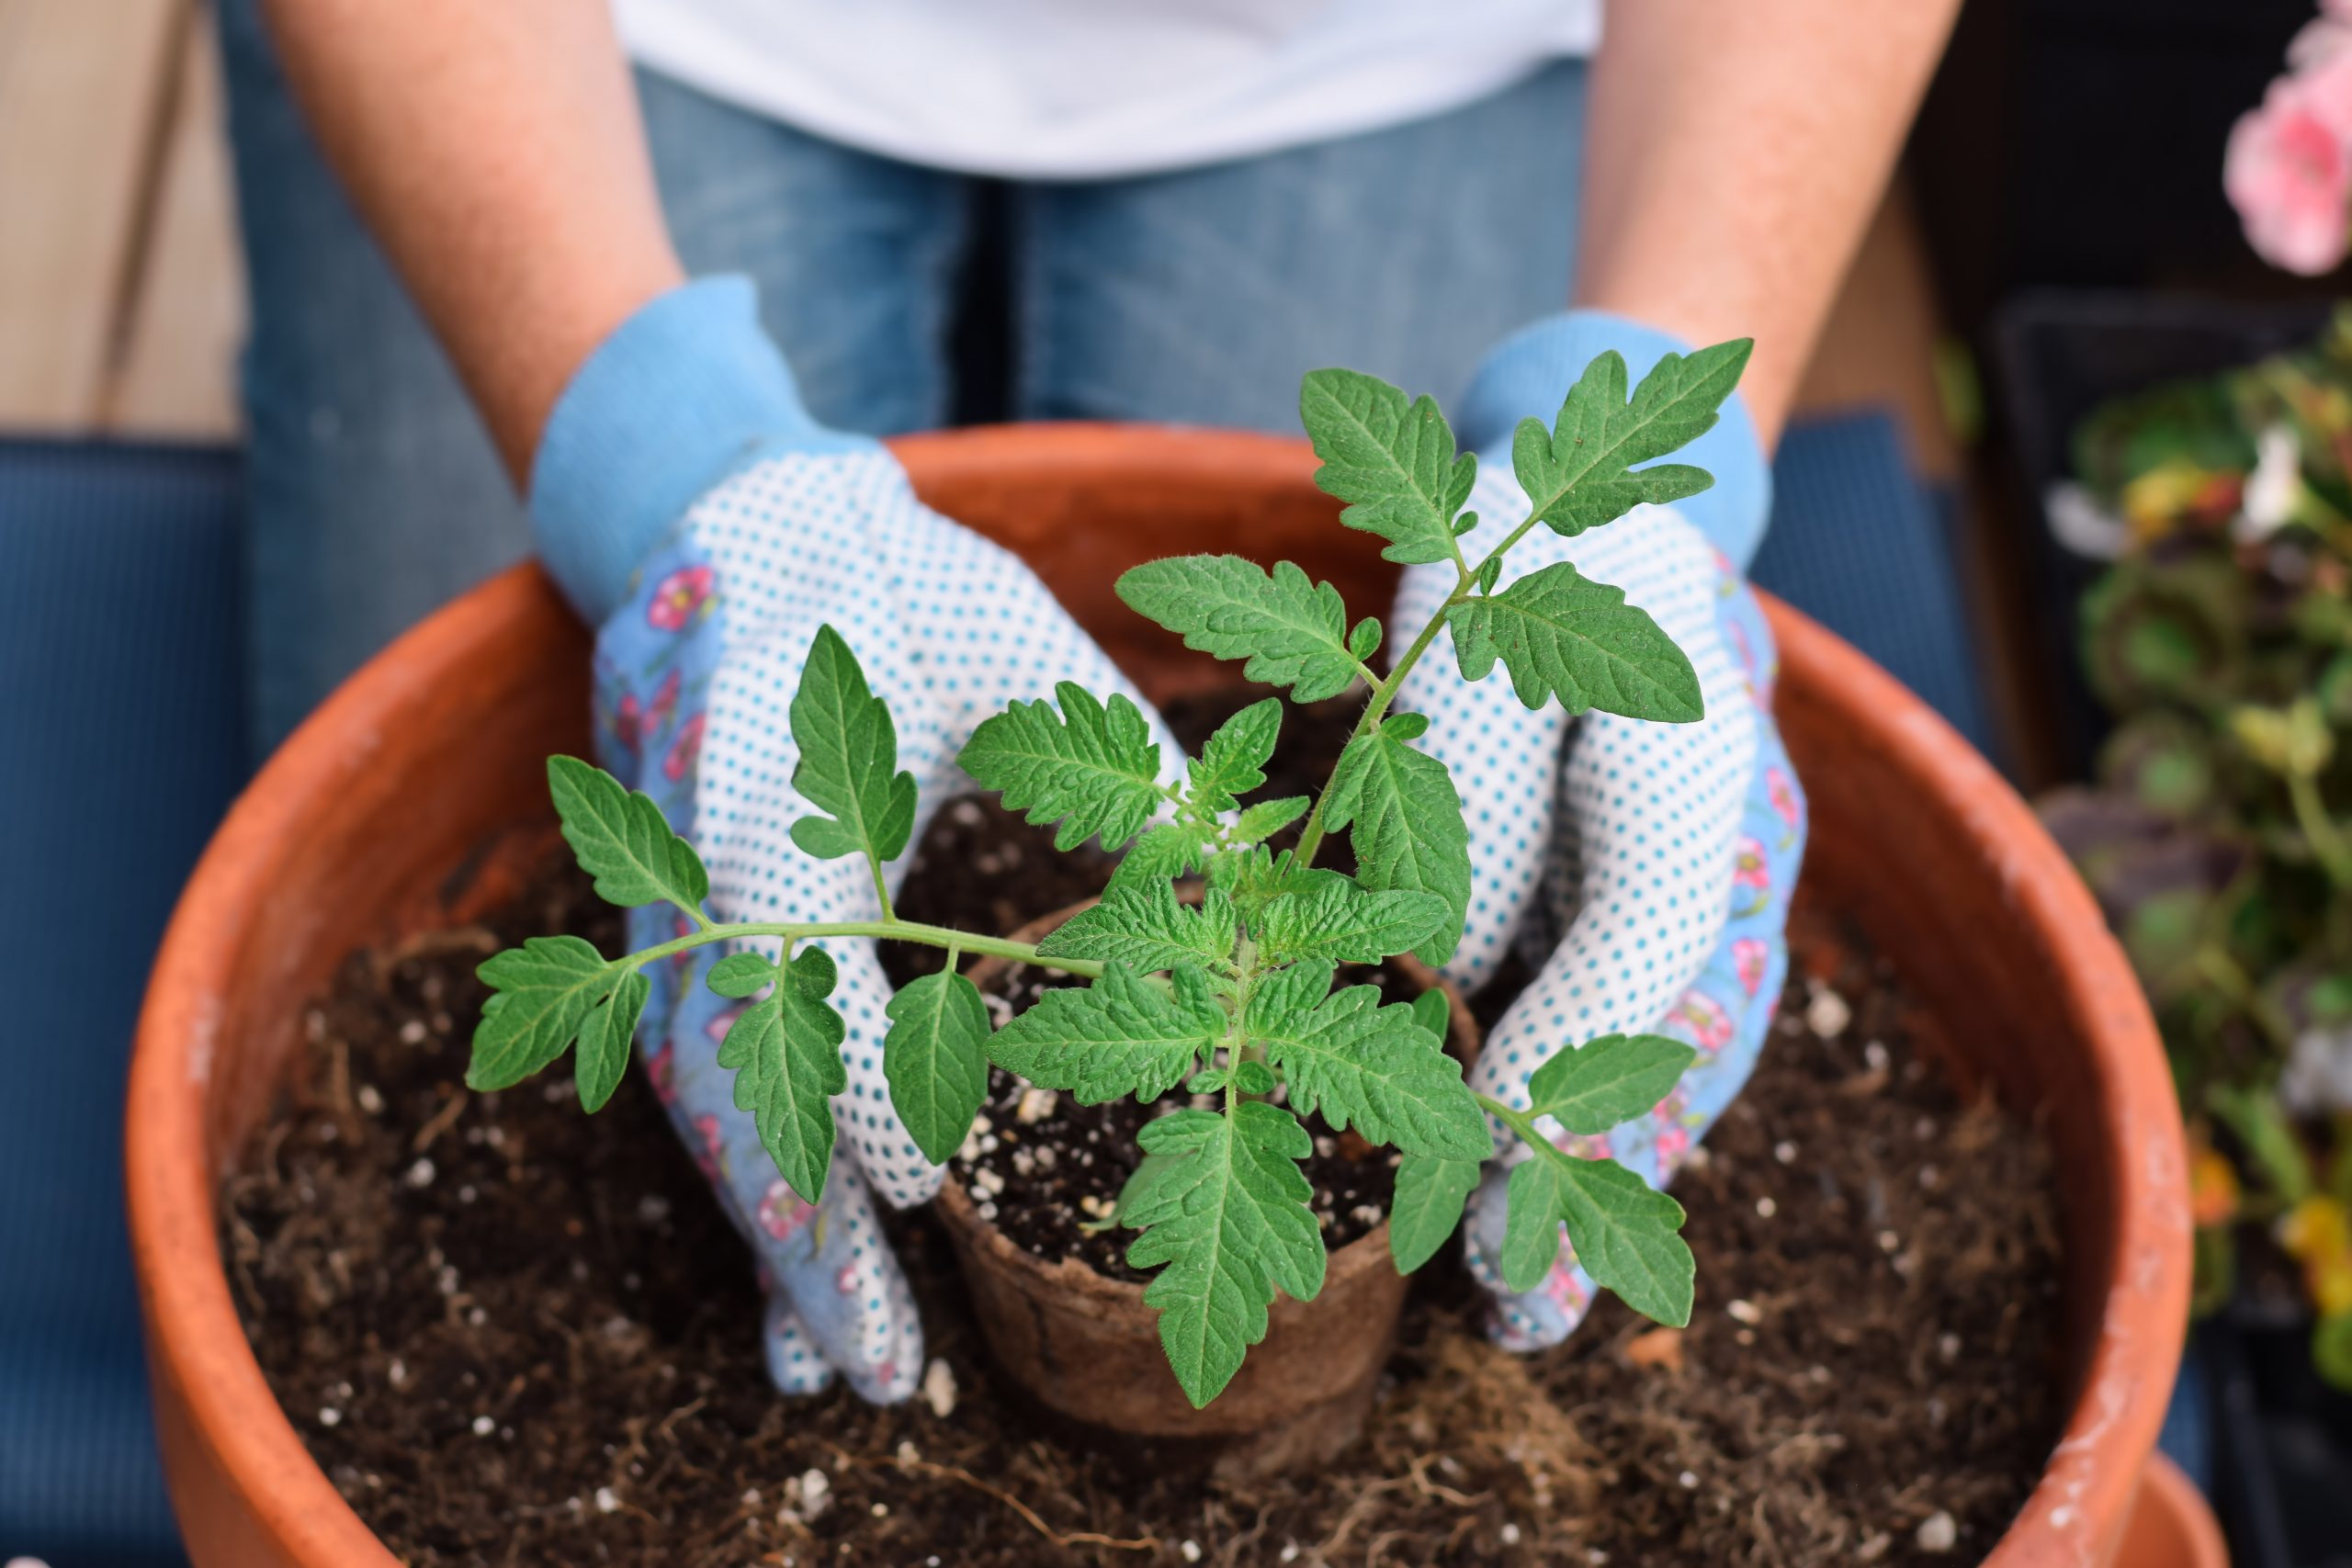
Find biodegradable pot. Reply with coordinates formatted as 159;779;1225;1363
132;425;2200;1566
933;898;1480;1477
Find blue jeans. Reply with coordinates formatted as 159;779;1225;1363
216;0;1587;752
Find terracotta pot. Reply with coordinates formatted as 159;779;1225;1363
129;424;2191;1566
2115;1455;2229;1568
933;897;1479;1477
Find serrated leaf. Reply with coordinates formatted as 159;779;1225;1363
1189;697;1281;814
1109;819;1216;891
1036;883;1238;974
1408;987;1452;1042
707;951;775;998
959;682;1166;851
469;936;615;1091
1451;561;1702;722
884;968;992;1165
1245;964;1491;1160
1525;1033;1697;1135
1511;340;1751;538
717;947;849;1201
1232;795;1310;847
1205;845;1351;924
1123;1101;1327;1407
988;963;1225;1104
787;625;919;868
547;756;709;913
1253;878;1451;968
1389;1154;1479;1274
1300;368;1476;565
1500;1147;1694;1325
1116;557;1363;703
577;969;649;1112
1322;716;1470;964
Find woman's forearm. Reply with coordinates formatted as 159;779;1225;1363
259;0;684;480
1577;0;1962;448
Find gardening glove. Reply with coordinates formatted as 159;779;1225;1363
531;277;1179;1402
1388;312;1809;1349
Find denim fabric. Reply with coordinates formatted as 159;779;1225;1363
214;0;1587;750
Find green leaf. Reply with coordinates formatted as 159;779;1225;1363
1300;368;1476;565
1389;1154;1479;1274
546;756;710;913
884;968;992;1166
1204;845;1350;924
707;951;775;998
786;625;919;867
1499;1149;1694;1325
1036;883;1238;974
1232;795;1310;847
1524;1033;1697;1135
1408;987;1452;1043
716;947;848;1201
1115;556;1363;703
1189;1066;1230;1095
987;963;1225;1105
1253;877;1451;968
1108;819;1216;891
959;682;1167;851
577;969;649;1112
1244;963;1491;1160
1231;1060;1277;1096
469;936;615;1092
1321;716;1470;964
1348;615;1384;661
1450;560;1702;722
1189;697;1281;814
1510;340;1751;538
1123;1101;1327;1407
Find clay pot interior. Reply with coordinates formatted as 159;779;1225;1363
129;424;2188;1568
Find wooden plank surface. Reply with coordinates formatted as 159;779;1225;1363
0;0;187;429
105;16;245;438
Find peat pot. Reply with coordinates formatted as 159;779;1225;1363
130;424;2199;1566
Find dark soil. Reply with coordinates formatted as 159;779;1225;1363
224;863;2064;1567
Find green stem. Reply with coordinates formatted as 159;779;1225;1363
2193;944;2298;1054
2288;770;2352;890
1476;1092;1550;1151
623;915;1103;980
865;852;897;924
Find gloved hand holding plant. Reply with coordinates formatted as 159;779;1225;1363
497;277;1803;1408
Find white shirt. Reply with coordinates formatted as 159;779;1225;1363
614;0;1601;181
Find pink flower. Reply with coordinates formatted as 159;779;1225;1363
835;1264;862;1296
759;1181;816;1242
1734;937;1770;997
1673;991;1735;1053
1733;835;1771;891
1767;767;1801;830
647;1043;676;1104
646;565;716;631
2226;67;2352;276
691;1114;726;1182
611;690;643;755
663;713;706;783
646;669;682;736
1654;1124;1692;1171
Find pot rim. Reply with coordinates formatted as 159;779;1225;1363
127;423;2186;1567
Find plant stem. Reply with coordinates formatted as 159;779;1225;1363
623;916;1103;980
2289;770;2352;890
1476;1092;1549;1151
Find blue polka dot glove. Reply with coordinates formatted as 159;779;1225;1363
1397;313;1810;1348
531;278;1176;1402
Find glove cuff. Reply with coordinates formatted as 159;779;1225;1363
529;276;865;624
1457;310;1772;573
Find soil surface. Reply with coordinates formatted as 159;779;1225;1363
225;857;2064;1568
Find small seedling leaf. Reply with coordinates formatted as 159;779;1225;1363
469;935;615;1092
707;951;776;998
1232;795;1310;847
1510;340;1749;538
1188;697;1281;814
1389;1154;1480;1274
1524;1032;1697;1135
1037;882;1238;974
716;947;848;1201
1244;963;1492;1160
1301;368;1476;565
1205;845;1351;924
1500;1146;1694;1325
547;756;710;914
1116;557;1362;702
577;968;649;1112
987;963;1225;1104
1322;716;1470;964
883;967;993;1166
1123;1101;1327;1407
959;682;1166;851
1408;987;1452;1043
786;625;919;869
1253;877;1452;968
1450;560;1702;722
1108;818;1217;890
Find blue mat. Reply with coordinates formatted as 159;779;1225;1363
0;413;1991;1564
0;441;243;1568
